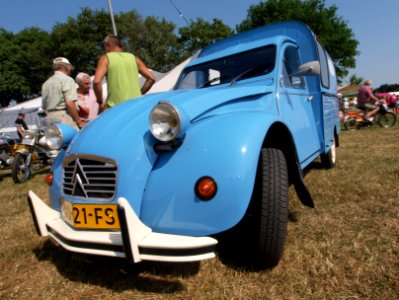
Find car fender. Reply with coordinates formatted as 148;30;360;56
48;149;65;210
141;112;282;236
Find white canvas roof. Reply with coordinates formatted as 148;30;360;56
2;96;42;111
147;55;194;94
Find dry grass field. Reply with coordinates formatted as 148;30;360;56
1;124;398;299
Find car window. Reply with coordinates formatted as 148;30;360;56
175;45;276;90
282;45;305;89
316;40;330;88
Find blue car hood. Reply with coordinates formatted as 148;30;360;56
65;80;274;209
70;80;274;153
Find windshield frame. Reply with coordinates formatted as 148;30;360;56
174;45;276;90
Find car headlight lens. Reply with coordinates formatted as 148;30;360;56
150;102;181;142
45;124;63;150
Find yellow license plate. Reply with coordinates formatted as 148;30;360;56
61;200;120;229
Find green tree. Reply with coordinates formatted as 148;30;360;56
0;28;51;107
14;28;52;97
50;9;182;74
374;83;399;93
118;13;181;72
349;74;363;85
178;18;234;58
237;0;359;82
0;8;235;107
49;8;112;76
0;29;23;107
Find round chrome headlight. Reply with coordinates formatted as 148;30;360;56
45;124;63;150
150;102;181;142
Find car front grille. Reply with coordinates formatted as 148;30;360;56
63;154;117;200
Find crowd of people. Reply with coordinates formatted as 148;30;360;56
16;34;156;134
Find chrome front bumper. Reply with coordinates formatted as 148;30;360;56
27;190;217;263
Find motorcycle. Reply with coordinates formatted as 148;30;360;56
0;134;18;170
11;130;59;183
343;102;397;130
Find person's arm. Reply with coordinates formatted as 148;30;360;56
135;56;155;95
94;55;108;114
65;100;85;129
367;86;379;102
16;125;25;138
370;93;379;102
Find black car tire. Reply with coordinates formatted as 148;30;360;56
218;148;289;269
255;148;289;268
320;136;336;169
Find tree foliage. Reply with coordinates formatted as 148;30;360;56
374;83;399;93
0;2;368;107
0;7;237;107
178;18;234;58
349;74;363;85
0;28;51;107
237;0;359;82
50;8;112;76
118;12;181;72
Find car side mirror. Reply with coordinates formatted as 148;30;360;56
292;61;321;77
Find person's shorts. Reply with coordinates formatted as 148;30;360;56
388;102;396;108
356;103;376;111
47;110;79;130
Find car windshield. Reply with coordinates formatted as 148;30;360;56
175;45;276;90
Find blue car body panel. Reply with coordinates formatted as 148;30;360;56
47;20;340;238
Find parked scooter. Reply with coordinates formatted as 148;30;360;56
11;130;59;183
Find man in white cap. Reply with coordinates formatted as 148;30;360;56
41;57;86;129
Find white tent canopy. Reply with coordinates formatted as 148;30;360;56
147;55;195;94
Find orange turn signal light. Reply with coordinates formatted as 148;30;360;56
44;172;53;185
195;176;217;200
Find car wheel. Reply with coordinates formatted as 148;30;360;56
254;148;289;268
223;148;288;269
217;148;289;269
320;136;336;169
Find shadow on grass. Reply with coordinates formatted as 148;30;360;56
216;249;274;272
0;165;50;183
214;208;300;272
0;169;12;181
33;240;201;293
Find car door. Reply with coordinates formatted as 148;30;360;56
278;43;321;167
314;40;339;153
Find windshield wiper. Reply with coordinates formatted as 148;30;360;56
199;76;231;88
230;63;272;85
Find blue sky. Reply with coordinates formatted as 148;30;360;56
0;0;398;88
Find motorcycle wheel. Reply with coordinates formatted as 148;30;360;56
343;117;359;130
12;153;32;183
376;112;397;128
